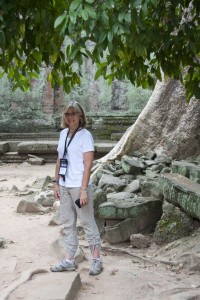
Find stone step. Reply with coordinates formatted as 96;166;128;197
0;152;56;163
0;141;116;163
1;271;81;300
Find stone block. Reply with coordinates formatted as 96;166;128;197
172;160;200;183
99;197;163;243
5;271;81;300
99;197;162;221
0;142;9;154
140;178;164;200
98;174;126;192
94;141;116;154
17;141;58;154
105;218;137;244
121;155;145;175
159;173;200;220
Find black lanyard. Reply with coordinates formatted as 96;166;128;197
63;127;80;158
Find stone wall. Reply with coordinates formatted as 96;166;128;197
0;114;139;141
87;115;138;140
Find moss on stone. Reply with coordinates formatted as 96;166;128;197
154;207;194;245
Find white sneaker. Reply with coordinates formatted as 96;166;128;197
89;258;103;276
50;259;76;272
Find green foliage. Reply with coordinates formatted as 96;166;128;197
127;85;152;113
0;0;200;100
62;57;151;113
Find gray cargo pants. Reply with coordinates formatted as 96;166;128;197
59;185;101;258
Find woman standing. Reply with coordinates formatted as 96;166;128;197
50;101;103;276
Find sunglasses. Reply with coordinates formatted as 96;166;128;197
64;112;79;117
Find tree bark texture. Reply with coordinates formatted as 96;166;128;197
97;79;200;163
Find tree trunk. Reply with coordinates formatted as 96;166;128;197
95;79;200;165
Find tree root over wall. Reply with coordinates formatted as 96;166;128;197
0;268;48;300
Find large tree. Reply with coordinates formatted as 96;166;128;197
0;0;200;99
99;79;200;161
0;0;200;163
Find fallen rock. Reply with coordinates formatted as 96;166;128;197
99;197;162;244
49;211;61;226
154;204;196;245
17;199;50;213
98;174;126;192
49;237;85;264
99;197;162;221
28;157;45;165
130;233;150;248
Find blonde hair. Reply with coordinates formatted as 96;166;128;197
61;101;87;128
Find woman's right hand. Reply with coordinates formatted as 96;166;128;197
54;183;60;199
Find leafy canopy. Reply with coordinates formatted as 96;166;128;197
0;0;200;99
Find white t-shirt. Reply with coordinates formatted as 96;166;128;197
57;128;94;187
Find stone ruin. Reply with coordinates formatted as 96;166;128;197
0;114;138;163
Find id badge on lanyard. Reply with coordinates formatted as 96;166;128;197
59;158;68;176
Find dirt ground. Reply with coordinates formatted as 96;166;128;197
0;163;200;300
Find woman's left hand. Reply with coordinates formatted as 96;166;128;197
80;189;88;206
